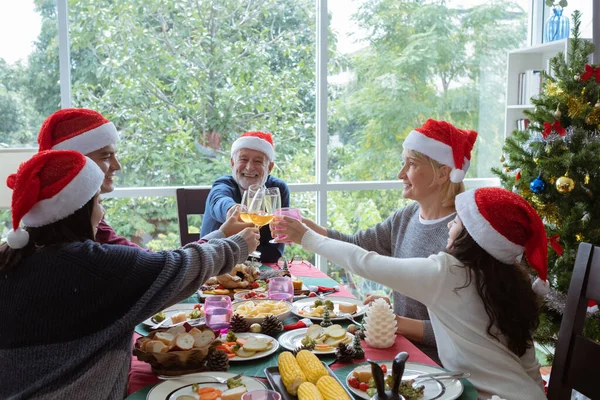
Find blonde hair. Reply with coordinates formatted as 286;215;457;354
403;149;465;208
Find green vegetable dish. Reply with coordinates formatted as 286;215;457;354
364;375;425;400
152;311;166;323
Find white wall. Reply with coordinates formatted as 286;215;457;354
0;148;37;209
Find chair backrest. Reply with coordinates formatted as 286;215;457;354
547;242;600;400
175;188;210;246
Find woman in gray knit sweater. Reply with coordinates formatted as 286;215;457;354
300;119;477;363
0;150;260;400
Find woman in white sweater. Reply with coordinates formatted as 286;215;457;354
274;187;548;400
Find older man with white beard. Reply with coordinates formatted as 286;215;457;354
200;131;290;262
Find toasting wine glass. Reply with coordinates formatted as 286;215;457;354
240;184;262;224
248;187;276;228
270;207;302;244
204;295;232;334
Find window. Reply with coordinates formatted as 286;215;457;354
328;0;531;182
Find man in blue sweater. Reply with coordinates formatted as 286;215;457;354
201;131;290;262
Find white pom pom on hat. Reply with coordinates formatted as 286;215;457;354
402;119;478;183
6;227;29;249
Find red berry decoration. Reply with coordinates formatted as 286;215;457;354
359;382;370;392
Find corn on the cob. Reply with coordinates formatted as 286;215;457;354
278;351;306;395
296;350;329;384
316;375;351;400
297;382;324;400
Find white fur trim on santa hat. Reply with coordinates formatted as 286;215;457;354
52;122;119;155
455;189;524;265
231;136;275;161
532;277;550;295
6;227;30;249
403;129;470;182
588;305;599;314
21;158;104;227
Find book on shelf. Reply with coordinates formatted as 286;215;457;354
517;70;542;105
516;119;530;131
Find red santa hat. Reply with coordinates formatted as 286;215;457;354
37;108;119;155
455;187;550;295
230;131;275;161
402;119;478;183
5;150;104;249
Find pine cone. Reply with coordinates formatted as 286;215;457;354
292;344;313;357
230;313;250;333
205;349;230;372
335;343;356;363
260;315;283;336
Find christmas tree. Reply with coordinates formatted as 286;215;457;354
493;11;600;361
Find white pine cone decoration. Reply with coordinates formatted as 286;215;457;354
363;298;397;348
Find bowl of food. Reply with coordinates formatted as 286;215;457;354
133;325;217;375
233;289;268;302
231;299;292;324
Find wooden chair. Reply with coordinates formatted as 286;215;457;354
547;242;600;400
175;188;210;246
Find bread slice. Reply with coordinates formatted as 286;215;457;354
172;333;195;350
170;312;187;324
145;340;168;353
191;329;215;348
338;303;358;314
154;332;175;346
221;386;248;400
166;325;186;335
352;365;373;383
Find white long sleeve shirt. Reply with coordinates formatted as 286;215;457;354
302;230;546;400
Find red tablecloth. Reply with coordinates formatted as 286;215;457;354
128;261;438;395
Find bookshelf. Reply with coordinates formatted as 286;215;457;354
504;39;570;138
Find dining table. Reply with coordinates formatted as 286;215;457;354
126;259;478;399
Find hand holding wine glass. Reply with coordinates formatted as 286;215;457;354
270;216;309;245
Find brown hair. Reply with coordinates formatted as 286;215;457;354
0;196;97;272
446;227;540;357
403;149;464;207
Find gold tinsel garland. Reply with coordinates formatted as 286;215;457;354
585;106;600;125
545;81;564;97
521;187;560;226
567;95;586;118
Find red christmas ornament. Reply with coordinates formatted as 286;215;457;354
542;120;566;138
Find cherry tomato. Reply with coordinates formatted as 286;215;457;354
359;382;370;392
194;304;202;310
348;377;360;389
380;364;387;374
249;281;259;289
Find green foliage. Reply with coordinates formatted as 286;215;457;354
329;0;527;181
493;11;600;344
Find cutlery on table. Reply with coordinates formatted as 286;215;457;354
149;317;203;330
339;312;363;328
158;372;244;383
403;371;470;382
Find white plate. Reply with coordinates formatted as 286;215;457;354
146;372;267;400
142;303;205;329
291;296;367;321
218;332;280;361
278;327;354;355
231;299;292;324
346;362;464;400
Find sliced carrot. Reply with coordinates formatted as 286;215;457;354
199;390;222;400
227;352;237;358
225;341;238;346
197;387;217;394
